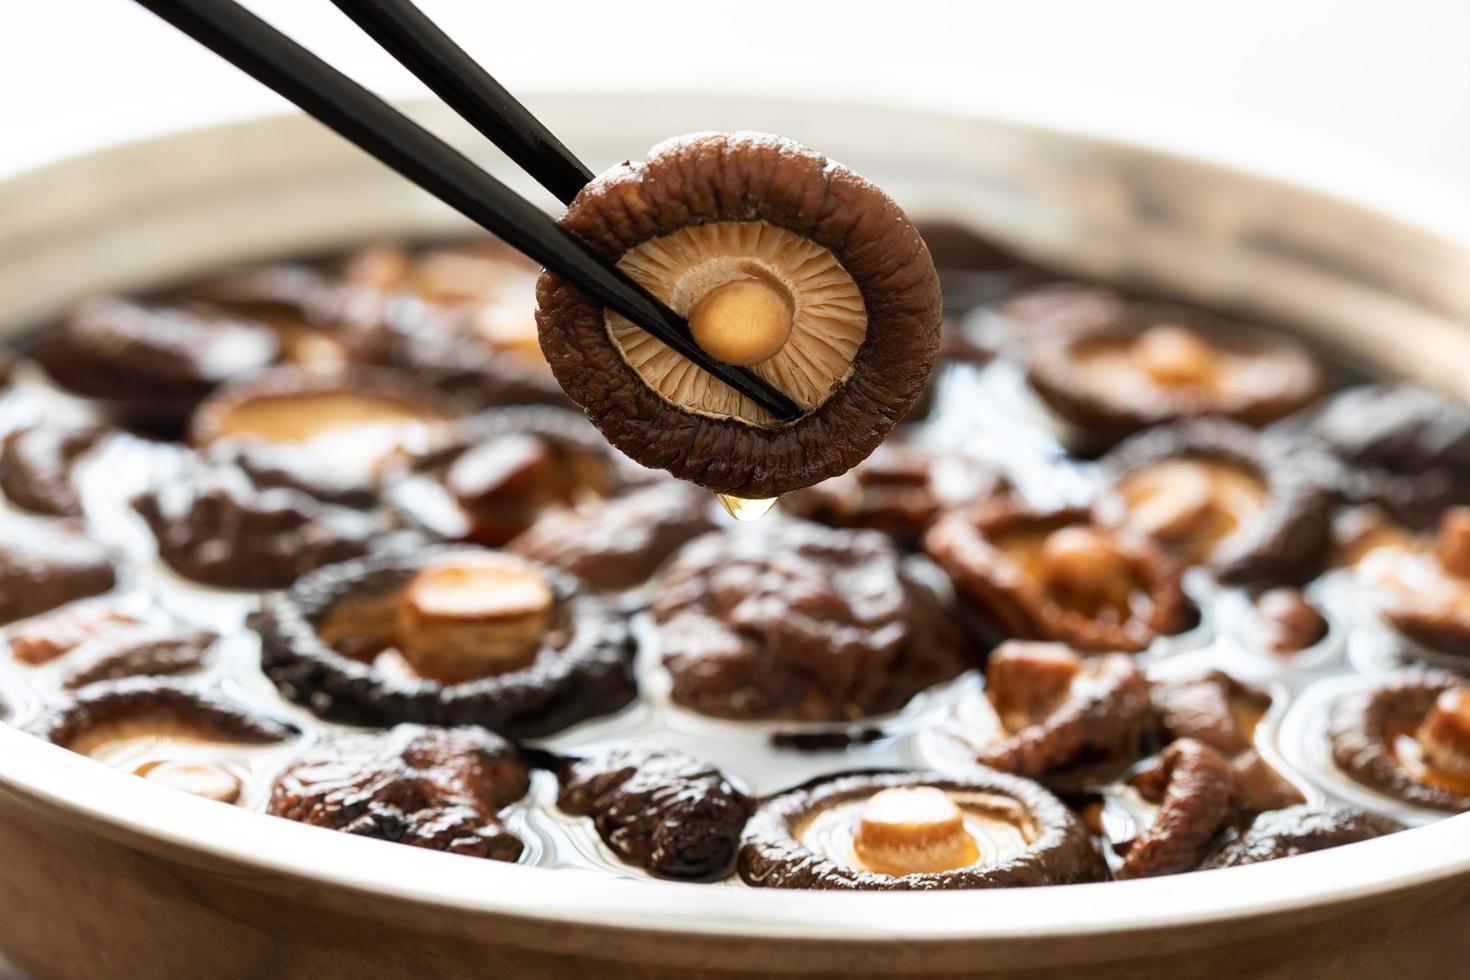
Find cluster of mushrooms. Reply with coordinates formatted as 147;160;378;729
1;132;1467;891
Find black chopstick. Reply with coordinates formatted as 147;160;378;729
129;0;802;422
327;0;591;207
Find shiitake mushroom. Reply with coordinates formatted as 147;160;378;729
1329;670;1470;812
556;746;754;880
0;424;111;517
36;297;279;428
132;456;397;590
32;678;296;806
924;500;1190;652
508;479;716;592
651;522;970;722
341;239;568;409
959;642;1151;783
1294;383;1470;528
255;547;636;737
1199;805;1402;870
738;769;1107;889
0;516;116;625
268;723;530;859
781;442;1008;549
536;132;943;499
1101;419;1332;584
1117;738;1236;879
1010;285;1324;451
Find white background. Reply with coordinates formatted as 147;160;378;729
3;0;1470;206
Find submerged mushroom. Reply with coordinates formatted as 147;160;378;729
33;678;296;805
781;443;1009;548
509;479;715;592
1150;671;1304;812
9;603;142;666
1117;738;1236;879
0;516;116;625
0;424;111;517
341;239;565;408
188;263;352;369
37;297;279;427
651;522;970;721
268;723;530;859
190;366;462;476
1329;670;1470;812
393;407;627;547
61;626;217;690
949;642;1149;782
1247;587;1329;656
924;500;1190;652
132;457;394;590
1298;384;1470;528
536;132;942;499
1010;286;1324;450
1199;804;1402;870
1335;506;1470;659
914;219;1050;316
556;746;754;880
1102;420;1332;584
738;770;1106;889
256;547;635;737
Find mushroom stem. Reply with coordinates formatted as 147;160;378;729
396;554;553;683
853;786;979;875
688;278;794;367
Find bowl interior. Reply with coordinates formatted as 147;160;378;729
1;92;1469;942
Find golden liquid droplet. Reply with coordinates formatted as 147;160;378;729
716;493;778;521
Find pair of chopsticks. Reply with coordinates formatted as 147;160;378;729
130;0;802;422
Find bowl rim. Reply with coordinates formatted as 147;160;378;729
3;723;1466;941
1;92;1468;943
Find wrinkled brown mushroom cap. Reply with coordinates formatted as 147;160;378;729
1150;670;1304;812
1102;419;1332;584
61;626;218;691
956;643;1149;783
536;132;942;498
187;263;353;369
1011;285;1324;448
256;546;636;737
738;769;1107;890
509;479;715;592
1199;804;1402;870
781;442;1008;548
132;457;393;590
557;746;754;880
1248;587;1329;655
923;500;1189;652
1117;738;1236;879
398;406;632;548
32;677;296;751
0;424;111;517
268;723;529;860
342;240;569;410
1298;384;1470;528
1329;670;1470;812
189;365;463;458
0;516;116;625
652;522;970;721
37;297;280;427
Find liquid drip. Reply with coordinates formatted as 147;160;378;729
716;494;778;521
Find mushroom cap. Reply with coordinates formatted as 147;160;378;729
1101;419;1333;585
256;546;636;738
536;132;942;498
1010;285;1324;449
738;769;1107;890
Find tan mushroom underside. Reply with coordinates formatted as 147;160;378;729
606;221;868;426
